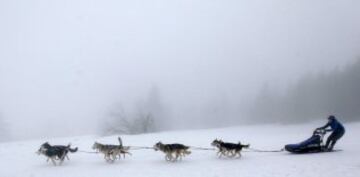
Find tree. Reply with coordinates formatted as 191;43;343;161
101;84;165;135
142;85;166;131
0;113;9;141
101;104;155;135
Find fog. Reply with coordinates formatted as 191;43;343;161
250;59;360;123
0;0;359;140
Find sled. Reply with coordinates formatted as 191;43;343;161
285;129;328;153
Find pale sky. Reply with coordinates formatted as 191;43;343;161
0;0;359;140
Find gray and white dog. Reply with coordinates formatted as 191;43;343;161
37;142;78;166
153;141;191;162
92;137;131;162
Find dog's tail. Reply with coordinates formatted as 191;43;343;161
184;150;191;155
67;143;78;153
118;137;123;147
242;144;250;148
69;147;78;153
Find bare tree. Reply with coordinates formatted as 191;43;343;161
101;106;130;135
132;109;155;134
101;85;165;135
101;104;156;135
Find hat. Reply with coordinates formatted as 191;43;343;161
328;115;335;120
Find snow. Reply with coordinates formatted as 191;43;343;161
0;122;359;177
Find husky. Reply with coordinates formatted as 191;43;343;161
153;142;191;161
211;139;249;158
92;137;131;162
37;142;78;166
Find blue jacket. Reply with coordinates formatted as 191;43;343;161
319;118;345;133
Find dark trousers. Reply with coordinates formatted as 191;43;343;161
325;129;345;150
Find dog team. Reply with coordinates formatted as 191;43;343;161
37;137;250;165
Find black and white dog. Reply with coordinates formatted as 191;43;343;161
37;142;78;166
211;139;249;158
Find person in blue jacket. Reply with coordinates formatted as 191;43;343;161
317;115;345;151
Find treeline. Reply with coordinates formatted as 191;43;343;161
250;59;360;123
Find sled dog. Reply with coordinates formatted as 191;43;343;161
37;142;78;166
211;139;249;158
92;137;131;162
153;142;191;161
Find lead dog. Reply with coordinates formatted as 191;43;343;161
153;142;191;161
211;139;249;158
37;142;78;166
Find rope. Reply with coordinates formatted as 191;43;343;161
129;145;216;151
245;147;284;153
78;150;99;154
77;146;283;153
189;146;216;151
189;146;282;152
127;146;155;150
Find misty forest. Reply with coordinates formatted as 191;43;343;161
0;0;359;141
250;60;360;123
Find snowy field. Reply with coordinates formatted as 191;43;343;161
0;122;359;177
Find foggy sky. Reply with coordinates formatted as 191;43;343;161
0;0;359;140
249;59;360;123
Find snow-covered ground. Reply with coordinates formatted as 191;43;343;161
0;122;359;177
